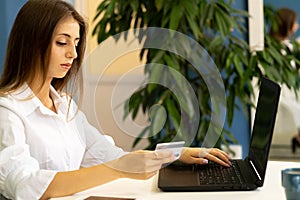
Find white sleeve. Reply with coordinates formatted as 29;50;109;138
75;111;127;168
0;106;56;200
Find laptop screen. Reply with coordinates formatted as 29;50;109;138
248;77;280;184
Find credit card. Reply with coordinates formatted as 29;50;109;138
155;141;185;160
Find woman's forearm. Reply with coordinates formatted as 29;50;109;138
40;164;121;200
40;149;176;199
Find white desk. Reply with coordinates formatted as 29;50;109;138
52;161;299;200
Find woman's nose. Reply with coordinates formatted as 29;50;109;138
66;45;77;59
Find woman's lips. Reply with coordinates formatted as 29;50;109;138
61;63;72;70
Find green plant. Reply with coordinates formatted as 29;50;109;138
92;0;300;150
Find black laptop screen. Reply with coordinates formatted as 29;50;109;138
248;77;280;182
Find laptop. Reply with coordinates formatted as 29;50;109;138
158;76;281;191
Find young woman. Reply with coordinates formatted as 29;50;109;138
0;0;231;199
269;7;299;44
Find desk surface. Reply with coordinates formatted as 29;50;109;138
52;161;299;200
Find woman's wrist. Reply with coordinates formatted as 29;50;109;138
101;160;125;179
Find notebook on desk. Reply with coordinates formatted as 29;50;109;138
158;76;281;191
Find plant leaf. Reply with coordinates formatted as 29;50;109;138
169;4;183;30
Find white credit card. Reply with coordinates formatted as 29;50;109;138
155;141;185;160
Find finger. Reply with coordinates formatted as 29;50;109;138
155;151;175;165
199;148;210;158
208;148;232;165
203;148;231;162
141;151;175;172
215;148;232;159
152;150;173;160
144;158;175;172
205;153;230;167
147;155;175;167
139;150;175;170
192;157;209;165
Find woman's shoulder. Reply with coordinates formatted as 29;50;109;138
0;93;19;108
0;86;37;117
0;94;24;120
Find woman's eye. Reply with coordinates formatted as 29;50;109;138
56;41;67;46
75;41;80;47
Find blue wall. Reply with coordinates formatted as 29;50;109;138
0;0;27;74
265;0;300;10
224;0;250;159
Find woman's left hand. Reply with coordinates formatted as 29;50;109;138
179;147;232;167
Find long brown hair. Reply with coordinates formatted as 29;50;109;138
269;7;298;41
0;0;87;111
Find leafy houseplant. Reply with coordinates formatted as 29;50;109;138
92;0;300;150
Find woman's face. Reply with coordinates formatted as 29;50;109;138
292;21;299;35
48;16;80;79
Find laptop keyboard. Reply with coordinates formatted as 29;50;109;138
196;160;245;185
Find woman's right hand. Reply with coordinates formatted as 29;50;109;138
106;150;175;180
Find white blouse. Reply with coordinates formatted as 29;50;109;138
0;85;126;200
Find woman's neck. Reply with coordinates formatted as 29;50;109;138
28;79;57;113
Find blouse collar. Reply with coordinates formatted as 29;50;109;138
9;84;69;118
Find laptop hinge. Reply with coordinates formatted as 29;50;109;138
249;160;262;181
